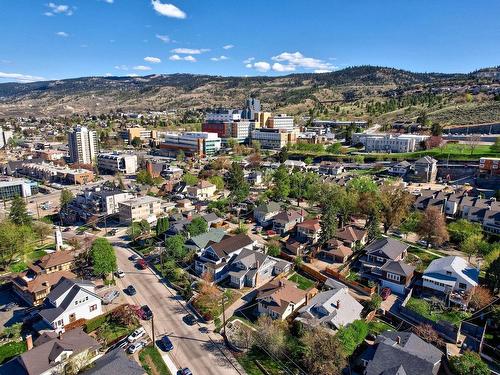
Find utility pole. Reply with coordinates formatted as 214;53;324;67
104;214;108;236
221;293;227;337
151;313;155;346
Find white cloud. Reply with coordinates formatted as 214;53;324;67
170;47;209;55
222;44;234;50
155;34;170;43
55;31;69;37
105;73;113;76
144;56;161;63
245;63;252;68
314;69;332;73
169;54;196;62
104;0;114;3
272;62;295;72
0;71;45;83
210;55;228;62
243;57;255;64
271;51;335;71
133;65;152;71
252;61;271;72
114;65;128;70
151;0;186;19
45;3;74;16
128;74;139;77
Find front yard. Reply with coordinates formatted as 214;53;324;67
406;247;441;272
287;272;315;290
405;297;471;325
139;345;171;375
0;341;27;365
235;347;287;375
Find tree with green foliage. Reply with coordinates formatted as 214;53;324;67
33;221;52;245
136;169;155;185
336;319;369;356
278;146;288;163
431;122;443;136
379;183;414;233
304;157;313;165
208;175;224;191
0;220;35;269
272;165;290;201
326;142;342;154
9;196;32;226
493;137;500;153
90;238;117;277
165;234;186;260
368;294;382;310
60;189;75;211
128;220;150;241
117;175;126;190
233;222;249;235
130;137;142;148
289;171;320;205
320;198;338;245
227;138;238;149
486;254;500;293
449;351;490;375
266;239;281;257
182;173;199;186
399;211;422;235
448;219;483;244
187;217;208;237
227;162;249;204
156;217;169;237
461;234;483;261
176;150;186;163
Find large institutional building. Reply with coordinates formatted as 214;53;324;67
68;126;99;164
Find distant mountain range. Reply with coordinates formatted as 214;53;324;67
0;65;498;120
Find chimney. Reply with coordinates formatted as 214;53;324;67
279;280;284;287
396;336;401;345
26;334;33;351
336;300;341;309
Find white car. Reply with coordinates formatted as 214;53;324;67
115;269;125;278
127;327;146;343
127;340;146;354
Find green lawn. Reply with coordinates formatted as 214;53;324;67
139;345;172;375
406;247;441;272
235;347;287;375
96;321;137;345
368;320;394;335
0;341;27;365
288;273;315;290
405;298;470;325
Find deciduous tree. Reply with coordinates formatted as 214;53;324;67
449;351;490;375
0;220;34;269
412;324;443;347
187;217;208;237
469;286;493;310
301;327;347;375
90;238;117;277
417;207;449;246
379;184;414;233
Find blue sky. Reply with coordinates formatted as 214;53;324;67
0;0;499;83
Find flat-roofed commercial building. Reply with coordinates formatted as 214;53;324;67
250;128;297;150
119;127;157;143
351;133;429;153
159;132;221;156
268;114;295;132
21;163;95;185
97;152;138;175
118;196;163;224
0;178;38;200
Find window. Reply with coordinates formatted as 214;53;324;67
89;304;98;312
386;272;400;282
446;271;452;276
458;283;467;290
57;319;63;326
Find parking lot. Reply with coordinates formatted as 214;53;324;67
0;289;28;329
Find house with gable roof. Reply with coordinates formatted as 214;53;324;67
271;209;304;235
256;279;309;320
422;256;478;294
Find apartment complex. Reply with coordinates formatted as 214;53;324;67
159;132;222;156
352;133;428;153
250;128;298;149
0;178;38;199
68;126;99;164
268;114;295;132
21;163;95;185
97;152;138;175
118;127;157;143
118;195;163;224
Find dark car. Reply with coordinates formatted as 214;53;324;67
183;313;196;326
140;305;153;320
126;285;137;296
179;368;192;375
160;335;174;351
136;259;147;270
129;254;139;261
380;287;392;301
2;302;18;312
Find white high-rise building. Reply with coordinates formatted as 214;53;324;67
68;126;98;164
0;127;13;149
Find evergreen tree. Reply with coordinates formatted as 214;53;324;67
227;162;249;203
9;196;32;226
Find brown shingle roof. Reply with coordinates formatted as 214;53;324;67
297;219;320;231
335;226;367;243
209;234;254;258
37;251;74;269
257;280;308;315
13;270;76;294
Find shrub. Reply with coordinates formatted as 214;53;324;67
84;314;108;333
336;320;369;356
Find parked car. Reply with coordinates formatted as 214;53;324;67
136;259;147;270
417;240;430;248
140;305;153;320
102;290;120;305
127;340;146;354
380;287;392;301
127;327;146;342
126;285;137;296
183;313;196;326
1;302;17;312
115;269;125;278
179;368;193;375
129;254;139;262
160;335;174;351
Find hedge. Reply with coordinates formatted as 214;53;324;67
84;314;108;333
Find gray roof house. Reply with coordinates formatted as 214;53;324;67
0;329;101;375
185;228;226;252
82;348;145;375
295;284;363;330
254;201;282;226
360;331;443;375
227;248;292;289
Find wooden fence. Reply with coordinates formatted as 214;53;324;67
324;267;376;296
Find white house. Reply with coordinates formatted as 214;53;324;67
422;256;479;293
39;278;102;331
187;180;217;200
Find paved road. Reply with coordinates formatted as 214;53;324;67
113;242;244;375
